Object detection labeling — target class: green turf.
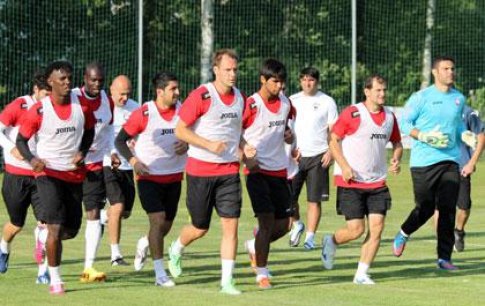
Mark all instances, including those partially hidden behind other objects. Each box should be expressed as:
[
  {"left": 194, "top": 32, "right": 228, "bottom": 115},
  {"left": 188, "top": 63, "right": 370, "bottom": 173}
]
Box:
[{"left": 1, "top": 153, "right": 485, "bottom": 305}]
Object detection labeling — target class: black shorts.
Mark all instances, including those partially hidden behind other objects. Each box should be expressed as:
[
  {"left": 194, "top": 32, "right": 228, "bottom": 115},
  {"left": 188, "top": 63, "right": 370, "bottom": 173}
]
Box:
[
  {"left": 83, "top": 169, "right": 106, "bottom": 211},
  {"left": 456, "top": 175, "right": 471, "bottom": 210},
  {"left": 103, "top": 167, "right": 136, "bottom": 212},
  {"left": 36, "top": 176, "right": 83, "bottom": 231},
  {"left": 291, "top": 152, "right": 330, "bottom": 204},
  {"left": 336, "top": 186, "right": 391, "bottom": 220},
  {"left": 2, "top": 172, "right": 42, "bottom": 227},
  {"left": 186, "top": 173, "right": 241, "bottom": 230},
  {"left": 137, "top": 180, "right": 181, "bottom": 220},
  {"left": 246, "top": 173, "right": 292, "bottom": 219}
]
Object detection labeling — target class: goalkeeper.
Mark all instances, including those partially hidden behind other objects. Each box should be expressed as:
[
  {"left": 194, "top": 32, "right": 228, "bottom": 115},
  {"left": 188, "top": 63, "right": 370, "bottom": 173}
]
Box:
[{"left": 392, "top": 56, "right": 475, "bottom": 270}]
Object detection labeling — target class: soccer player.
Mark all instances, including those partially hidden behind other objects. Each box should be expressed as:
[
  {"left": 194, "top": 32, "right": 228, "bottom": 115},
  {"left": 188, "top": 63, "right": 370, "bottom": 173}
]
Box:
[
  {"left": 288, "top": 67, "right": 338, "bottom": 249},
  {"left": 433, "top": 105, "right": 485, "bottom": 251},
  {"left": 101, "top": 75, "right": 140, "bottom": 266},
  {"left": 393, "top": 56, "right": 472, "bottom": 270},
  {"left": 72, "top": 62, "right": 114, "bottom": 282},
  {"left": 321, "top": 74, "right": 402, "bottom": 284},
  {"left": 116, "top": 72, "right": 187, "bottom": 287},
  {"left": 0, "top": 70, "right": 51, "bottom": 283},
  {"left": 167, "top": 49, "right": 255, "bottom": 295},
  {"left": 16, "top": 60, "right": 96, "bottom": 294},
  {"left": 241, "top": 59, "right": 295, "bottom": 289}
]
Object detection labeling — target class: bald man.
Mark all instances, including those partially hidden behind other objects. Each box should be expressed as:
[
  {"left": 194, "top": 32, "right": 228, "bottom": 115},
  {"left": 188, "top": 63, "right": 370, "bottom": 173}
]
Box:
[{"left": 101, "top": 75, "right": 140, "bottom": 266}]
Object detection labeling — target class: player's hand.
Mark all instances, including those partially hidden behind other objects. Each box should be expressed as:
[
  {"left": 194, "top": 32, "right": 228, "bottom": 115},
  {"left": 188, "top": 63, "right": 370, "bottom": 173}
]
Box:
[
  {"left": 292, "top": 148, "right": 301, "bottom": 164},
  {"left": 321, "top": 151, "right": 333, "bottom": 168},
  {"left": 11, "top": 147, "right": 24, "bottom": 161},
  {"left": 461, "top": 130, "right": 478, "bottom": 149},
  {"left": 208, "top": 141, "right": 227, "bottom": 155},
  {"left": 389, "top": 157, "right": 401, "bottom": 174},
  {"left": 341, "top": 166, "right": 355, "bottom": 183},
  {"left": 244, "top": 157, "right": 260, "bottom": 173},
  {"left": 127, "top": 139, "right": 136, "bottom": 151},
  {"left": 111, "top": 153, "right": 121, "bottom": 169},
  {"left": 284, "top": 129, "right": 294, "bottom": 144},
  {"left": 130, "top": 157, "right": 149, "bottom": 176},
  {"left": 461, "top": 162, "right": 475, "bottom": 177},
  {"left": 174, "top": 141, "right": 188, "bottom": 155},
  {"left": 243, "top": 143, "right": 257, "bottom": 159},
  {"left": 417, "top": 126, "right": 449, "bottom": 148},
  {"left": 72, "top": 152, "right": 85, "bottom": 169},
  {"left": 30, "top": 157, "right": 46, "bottom": 173}
]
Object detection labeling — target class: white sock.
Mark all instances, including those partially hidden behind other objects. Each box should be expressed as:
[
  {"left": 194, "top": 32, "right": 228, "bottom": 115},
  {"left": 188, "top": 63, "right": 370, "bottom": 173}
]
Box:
[
  {"left": 400, "top": 229, "right": 409, "bottom": 237},
  {"left": 49, "top": 266, "right": 62, "bottom": 284},
  {"left": 38, "top": 226, "right": 48, "bottom": 244},
  {"left": 305, "top": 232, "right": 315, "bottom": 243},
  {"left": 221, "top": 259, "right": 235, "bottom": 286},
  {"left": 246, "top": 239, "right": 255, "bottom": 254},
  {"left": 38, "top": 260, "right": 48, "bottom": 276},
  {"left": 171, "top": 238, "right": 185, "bottom": 255},
  {"left": 0, "top": 238, "right": 9, "bottom": 254},
  {"left": 356, "top": 262, "right": 370, "bottom": 277},
  {"left": 138, "top": 236, "right": 149, "bottom": 249},
  {"left": 111, "top": 244, "right": 122, "bottom": 260},
  {"left": 256, "top": 266, "right": 269, "bottom": 281},
  {"left": 84, "top": 220, "right": 102, "bottom": 269},
  {"left": 100, "top": 209, "right": 108, "bottom": 225},
  {"left": 153, "top": 259, "right": 167, "bottom": 279}
]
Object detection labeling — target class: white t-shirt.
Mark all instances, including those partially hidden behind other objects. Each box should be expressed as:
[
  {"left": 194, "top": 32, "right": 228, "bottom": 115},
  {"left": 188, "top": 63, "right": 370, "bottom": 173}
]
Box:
[{"left": 290, "top": 91, "right": 338, "bottom": 157}]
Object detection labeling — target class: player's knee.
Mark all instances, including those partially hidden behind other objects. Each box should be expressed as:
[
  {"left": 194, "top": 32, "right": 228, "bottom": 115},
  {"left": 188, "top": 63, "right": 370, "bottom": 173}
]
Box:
[{"left": 349, "top": 225, "right": 365, "bottom": 239}]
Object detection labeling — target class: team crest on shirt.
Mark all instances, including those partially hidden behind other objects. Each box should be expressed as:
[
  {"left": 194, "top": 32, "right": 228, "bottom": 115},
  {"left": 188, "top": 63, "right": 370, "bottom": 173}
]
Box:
[
  {"left": 143, "top": 109, "right": 149, "bottom": 116},
  {"left": 249, "top": 101, "right": 257, "bottom": 109},
  {"left": 313, "top": 103, "right": 319, "bottom": 110},
  {"left": 351, "top": 110, "right": 360, "bottom": 118},
  {"left": 455, "top": 98, "right": 460, "bottom": 106},
  {"left": 37, "top": 107, "right": 43, "bottom": 114}
]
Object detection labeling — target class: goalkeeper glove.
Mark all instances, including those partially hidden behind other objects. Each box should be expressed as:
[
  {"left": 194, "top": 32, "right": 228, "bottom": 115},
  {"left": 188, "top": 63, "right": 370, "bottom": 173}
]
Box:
[
  {"left": 461, "top": 130, "right": 478, "bottom": 149},
  {"left": 417, "top": 130, "right": 449, "bottom": 148}
]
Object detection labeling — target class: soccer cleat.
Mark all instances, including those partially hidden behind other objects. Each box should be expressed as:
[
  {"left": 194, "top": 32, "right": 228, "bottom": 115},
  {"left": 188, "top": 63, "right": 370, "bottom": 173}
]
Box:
[
  {"left": 258, "top": 277, "right": 272, "bottom": 290},
  {"left": 80, "top": 267, "right": 107, "bottom": 283},
  {"left": 244, "top": 240, "right": 257, "bottom": 274},
  {"left": 321, "top": 235, "right": 336, "bottom": 270},
  {"left": 220, "top": 279, "right": 242, "bottom": 295},
  {"left": 454, "top": 229, "right": 465, "bottom": 252},
  {"left": 134, "top": 238, "right": 149, "bottom": 271},
  {"left": 155, "top": 275, "right": 175, "bottom": 287},
  {"left": 438, "top": 259, "right": 458, "bottom": 271},
  {"left": 0, "top": 252, "right": 9, "bottom": 274},
  {"left": 36, "top": 271, "right": 51, "bottom": 284},
  {"left": 353, "top": 274, "right": 375, "bottom": 285},
  {"left": 303, "top": 239, "right": 316, "bottom": 250},
  {"left": 111, "top": 257, "right": 129, "bottom": 267},
  {"left": 289, "top": 221, "right": 305, "bottom": 247},
  {"left": 49, "top": 283, "right": 65, "bottom": 295},
  {"left": 393, "top": 231, "right": 408, "bottom": 257},
  {"left": 34, "top": 228, "right": 46, "bottom": 265},
  {"left": 168, "top": 242, "right": 182, "bottom": 278}
]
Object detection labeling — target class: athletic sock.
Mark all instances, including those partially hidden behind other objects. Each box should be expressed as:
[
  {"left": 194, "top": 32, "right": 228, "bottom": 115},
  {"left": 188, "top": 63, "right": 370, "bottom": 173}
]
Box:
[
  {"left": 84, "top": 220, "right": 102, "bottom": 269},
  {"left": 246, "top": 239, "right": 255, "bottom": 254},
  {"left": 0, "top": 238, "right": 9, "bottom": 254},
  {"left": 400, "top": 229, "right": 409, "bottom": 237},
  {"left": 221, "top": 259, "right": 235, "bottom": 286},
  {"left": 355, "top": 261, "right": 370, "bottom": 278},
  {"left": 153, "top": 259, "right": 167, "bottom": 279},
  {"left": 111, "top": 244, "right": 122, "bottom": 260},
  {"left": 256, "top": 266, "right": 269, "bottom": 281},
  {"left": 171, "top": 238, "right": 185, "bottom": 255},
  {"left": 38, "top": 260, "right": 48, "bottom": 276},
  {"left": 305, "top": 232, "right": 315, "bottom": 243},
  {"left": 49, "top": 266, "right": 62, "bottom": 284}
]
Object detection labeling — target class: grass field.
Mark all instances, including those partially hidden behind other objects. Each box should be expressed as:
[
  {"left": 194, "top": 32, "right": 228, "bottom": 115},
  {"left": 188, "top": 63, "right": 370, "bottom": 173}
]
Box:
[{"left": 1, "top": 152, "right": 485, "bottom": 305}]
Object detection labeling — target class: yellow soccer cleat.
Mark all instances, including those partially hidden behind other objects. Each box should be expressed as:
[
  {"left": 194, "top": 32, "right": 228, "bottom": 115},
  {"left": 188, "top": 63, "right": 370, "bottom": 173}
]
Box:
[{"left": 80, "top": 267, "right": 107, "bottom": 283}]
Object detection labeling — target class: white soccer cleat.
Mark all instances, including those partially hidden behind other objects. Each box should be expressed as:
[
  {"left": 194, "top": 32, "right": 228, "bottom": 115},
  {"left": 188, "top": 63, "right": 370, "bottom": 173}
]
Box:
[
  {"left": 289, "top": 221, "right": 305, "bottom": 247},
  {"left": 353, "top": 274, "right": 375, "bottom": 285},
  {"left": 134, "top": 236, "right": 149, "bottom": 271},
  {"left": 321, "top": 235, "right": 336, "bottom": 270},
  {"left": 155, "top": 275, "right": 175, "bottom": 287}
]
